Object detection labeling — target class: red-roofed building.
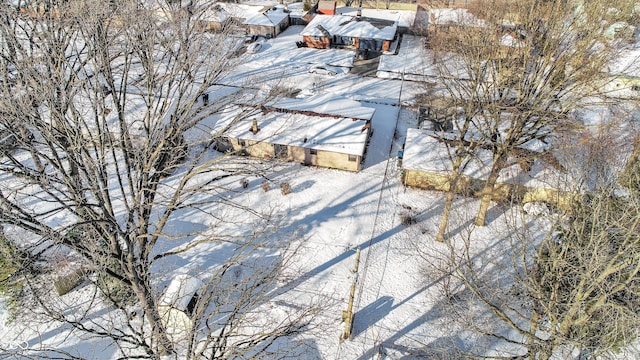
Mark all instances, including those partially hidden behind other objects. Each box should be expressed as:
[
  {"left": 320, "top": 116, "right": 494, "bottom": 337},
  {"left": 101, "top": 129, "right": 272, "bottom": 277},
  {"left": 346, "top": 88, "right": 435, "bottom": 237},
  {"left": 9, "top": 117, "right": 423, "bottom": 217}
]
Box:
[{"left": 300, "top": 14, "right": 398, "bottom": 52}]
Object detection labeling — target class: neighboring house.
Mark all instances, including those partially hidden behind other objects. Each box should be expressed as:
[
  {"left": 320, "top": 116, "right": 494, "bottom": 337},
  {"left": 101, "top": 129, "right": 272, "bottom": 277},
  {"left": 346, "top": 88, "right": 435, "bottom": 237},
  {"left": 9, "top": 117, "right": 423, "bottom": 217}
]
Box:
[
  {"left": 414, "top": 7, "right": 485, "bottom": 46},
  {"left": 213, "top": 94, "right": 375, "bottom": 172},
  {"left": 197, "top": 4, "right": 235, "bottom": 32},
  {"left": 416, "top": 0, "right": 478, "bottom": 7},
  {"left": 300, "top": 14, "right": 398, "bottom": 52},
  {"left": 243, "top": 6, "right": 290, "bottom": 38},
  {"left": 317, "top": 0, "right": 337, "bottom": 15},
  {"left": 401, "top": 128, "right": 575, "bottom": 208}
]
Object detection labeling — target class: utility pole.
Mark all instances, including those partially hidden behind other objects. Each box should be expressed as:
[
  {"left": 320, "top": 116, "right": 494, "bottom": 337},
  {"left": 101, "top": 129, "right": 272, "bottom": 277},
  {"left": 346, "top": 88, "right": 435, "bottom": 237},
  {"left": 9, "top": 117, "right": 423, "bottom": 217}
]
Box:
[{"left": 342, "top": 248, "right": 361, "bottom": 340}]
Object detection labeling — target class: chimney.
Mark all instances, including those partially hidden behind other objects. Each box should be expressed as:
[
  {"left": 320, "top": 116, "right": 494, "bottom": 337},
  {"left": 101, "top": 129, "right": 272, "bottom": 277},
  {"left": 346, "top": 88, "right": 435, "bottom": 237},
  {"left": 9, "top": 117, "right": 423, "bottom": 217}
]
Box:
[
  {"left": 251, "top": 120, "right": 260, "bottom": 134},
  {"left": 356, "top": 8, "right": 361, "bottom": 17}
]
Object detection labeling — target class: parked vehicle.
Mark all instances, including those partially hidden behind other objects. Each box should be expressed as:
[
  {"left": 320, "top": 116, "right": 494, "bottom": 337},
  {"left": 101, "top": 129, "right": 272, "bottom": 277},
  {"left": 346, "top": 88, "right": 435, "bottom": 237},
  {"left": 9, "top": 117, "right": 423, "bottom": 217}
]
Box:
[
  {"left": 308, "top": 63, "right": 340, "bottom": 76},
  {"left": 244, "top": 34, "right": 258, "bottom": 44},
  {"left": 246, "top": 42, "right": 263, "bottom": 54}
]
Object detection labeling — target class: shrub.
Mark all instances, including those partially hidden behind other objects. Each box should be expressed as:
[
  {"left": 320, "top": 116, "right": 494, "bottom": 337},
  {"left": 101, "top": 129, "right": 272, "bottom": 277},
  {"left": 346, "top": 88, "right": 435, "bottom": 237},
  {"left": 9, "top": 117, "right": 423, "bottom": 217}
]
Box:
[
  {"left": 0, "top": 236, "right": 28, "bottom": 322},
  {"left": 280, "top": 182, "right": 291, "bottom": 195},
  {"left": 95, "top": 258, "right": 135, "bottom": 309},
  {"left": 54, "top": 267, "right": 87, "bottom": 296},
  {"left": 64, "top": 225, "right": 134, "bottom": 308},
  {"left": 400, "top": 212, "right": 416, "bottom": 226},
  {"left": 261, "top": 180, "right": 270, "bottom": 192}
]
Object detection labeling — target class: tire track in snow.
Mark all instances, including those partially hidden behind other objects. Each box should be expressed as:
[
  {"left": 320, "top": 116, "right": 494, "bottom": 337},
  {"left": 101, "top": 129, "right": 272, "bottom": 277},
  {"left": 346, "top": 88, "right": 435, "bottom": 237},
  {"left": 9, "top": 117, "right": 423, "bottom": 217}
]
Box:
[
  {"left": 335, "top": 72, "right": 407, "bottom": 359},
  {"left": 348, "top": 103, "right": 404, "bottom": 358}
]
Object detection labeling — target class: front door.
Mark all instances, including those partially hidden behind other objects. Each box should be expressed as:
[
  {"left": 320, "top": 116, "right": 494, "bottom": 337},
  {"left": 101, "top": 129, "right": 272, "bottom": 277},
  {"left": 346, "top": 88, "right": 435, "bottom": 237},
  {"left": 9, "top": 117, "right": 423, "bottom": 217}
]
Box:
[{"left": 304, "top": 148, "right": 312, "bottom": 165}]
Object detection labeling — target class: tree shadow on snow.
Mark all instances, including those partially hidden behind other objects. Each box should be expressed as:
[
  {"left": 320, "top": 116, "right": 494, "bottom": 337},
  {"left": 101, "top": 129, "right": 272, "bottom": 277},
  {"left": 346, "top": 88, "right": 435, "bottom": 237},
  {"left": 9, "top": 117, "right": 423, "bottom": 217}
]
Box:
[{"left": 352, "top": 296, "right": 394, "bottom": 338}]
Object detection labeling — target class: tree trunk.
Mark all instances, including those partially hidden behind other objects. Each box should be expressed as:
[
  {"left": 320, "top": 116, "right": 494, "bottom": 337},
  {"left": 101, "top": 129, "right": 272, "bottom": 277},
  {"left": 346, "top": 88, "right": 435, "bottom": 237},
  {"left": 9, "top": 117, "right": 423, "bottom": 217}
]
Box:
[
  {"left": 474, "top": 153, "right": 505, "bottom": 226},
  {"left": 129, "top": 267, "right": 173, "bottom": 355},
  {"left": 436, "top": 190, "right": 455, "bottom": 242},
  {"left": 138, "top": 287, "right": 173, "bottom": 354}
]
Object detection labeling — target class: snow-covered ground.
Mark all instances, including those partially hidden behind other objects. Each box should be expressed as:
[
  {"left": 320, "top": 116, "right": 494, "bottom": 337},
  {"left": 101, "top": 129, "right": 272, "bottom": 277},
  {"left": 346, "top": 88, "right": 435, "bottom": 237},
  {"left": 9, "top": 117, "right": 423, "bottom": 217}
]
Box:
[{"left": 0, "top": 21, "right": 560, "bottom": 359}]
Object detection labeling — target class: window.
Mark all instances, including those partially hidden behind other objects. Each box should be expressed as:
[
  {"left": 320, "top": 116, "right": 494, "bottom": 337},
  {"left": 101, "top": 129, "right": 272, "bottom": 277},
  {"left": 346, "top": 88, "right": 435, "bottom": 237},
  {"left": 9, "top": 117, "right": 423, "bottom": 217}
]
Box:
[
  {"left": 632, "top": 85, "right": 640, "bottom": 92},
  {"left": 310, "top": 149, "right": 317, "bottom": 155},
  {"left": 348, "top": 154, "right": 357, "bottom": 162},
  {"left": 238, "top": 139, "right": 246, "bottom": 147},
  {"left": 274, "top": 144, "right": 288, "bottom": 159}
]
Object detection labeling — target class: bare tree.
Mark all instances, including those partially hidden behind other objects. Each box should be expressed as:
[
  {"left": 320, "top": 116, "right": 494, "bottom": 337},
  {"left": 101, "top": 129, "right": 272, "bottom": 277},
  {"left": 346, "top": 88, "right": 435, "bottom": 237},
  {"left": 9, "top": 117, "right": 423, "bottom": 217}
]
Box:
[
  {"left": 414, "top": 93, "right": 483, "bottom": 242},
  {"left": 0, "top": 0, "right": 322, "bottom": 358},
  {"left": 425, "top": 0, "right": 637, "bottom": 226},
  {"left": 417, "top": 121, "right": 640, "bottom": 359}
]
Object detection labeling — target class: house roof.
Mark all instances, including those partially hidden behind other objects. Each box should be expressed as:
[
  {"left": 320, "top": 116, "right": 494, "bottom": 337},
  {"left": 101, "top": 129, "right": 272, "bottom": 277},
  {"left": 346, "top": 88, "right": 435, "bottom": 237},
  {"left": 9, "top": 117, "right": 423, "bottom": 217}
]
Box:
[
  {"left": 159, "top": 275, "right": 203, "bottom": 312},
  {"left": 199, "top": 4, "right": 229, "bottom": 23},
  {"left": 428, "top": 8, "right": 485, "bottom": 27},
  {"left": 402, "top": 128, "right": 490, "bottom": 178},
  {"left": 300, "top": 14, "right": 397, "bottom": 41},
  {"left": 272, "top": 93, "right": 375, "bottom": 121},
  {"left": 402, "top": 128, "right": 571, "bottom": 190},
  {"left": 243, "top": 7, "right": 289, "bottom": 27},
  {"left": 338, "top": 8, "right": 415, "bottom": 29},
  {"left": 212, "top": 105, "right": 370, "bottom": 156}
]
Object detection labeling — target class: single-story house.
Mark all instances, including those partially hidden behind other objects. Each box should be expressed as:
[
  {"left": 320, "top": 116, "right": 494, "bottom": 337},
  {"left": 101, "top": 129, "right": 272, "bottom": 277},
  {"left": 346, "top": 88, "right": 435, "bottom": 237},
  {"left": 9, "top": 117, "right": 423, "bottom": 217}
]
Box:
[
  {"left": 196, "top": 4, "right": 235, "bottom": 32},
  {"left": 158, "top": 275, "right": 204, "bottom": 340},
  {"left": 243, "top": 6, "right": 290, "bottom": 38},
  {"left": 300, "top": 14, "right": 398, "bottom": 52},
  {"left": 401, "top": 128, "right": 575, "bottom": 208},
  {"left": 339, "top": 8, "right": 416, "bottom": 35},
  {"left": 212, "top": 94, "right": 375, "bottom": 172}
]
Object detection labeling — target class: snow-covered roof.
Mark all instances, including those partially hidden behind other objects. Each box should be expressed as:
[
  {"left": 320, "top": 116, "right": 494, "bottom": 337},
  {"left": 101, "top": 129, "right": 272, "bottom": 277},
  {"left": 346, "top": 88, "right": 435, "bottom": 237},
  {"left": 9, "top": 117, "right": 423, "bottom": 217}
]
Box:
[
  {"left": 403, "top": 128, "right": 570, "bottom": 190},
  {"left": 199, "top": 4, "right": 229, "bottom": 23},
  {"left": 159, "top": 274, "right": 203, "bottom": 312},
  {"left": 338, "top": 8, "right": 415, "bottom": 29},
  {"left": 428, "top": 8, "right": 485, "bottom": 27},
  {"left": 243, "top": 7, "right": 289, "bottom": 26},
  {"left": 300, "top": 14, "right": 398, "bottom": 41},
  {"left": 199, "top": 2, "right": 264, "bottom": 22},
  {"left": 213, "top": 105, "right": 370, "bottom": 156},
  {"left": 272, "top": 93, "right": 375, "bottom": 121},
  {"left": 402, "top": 128, "right": 491, "bottom": 179}
]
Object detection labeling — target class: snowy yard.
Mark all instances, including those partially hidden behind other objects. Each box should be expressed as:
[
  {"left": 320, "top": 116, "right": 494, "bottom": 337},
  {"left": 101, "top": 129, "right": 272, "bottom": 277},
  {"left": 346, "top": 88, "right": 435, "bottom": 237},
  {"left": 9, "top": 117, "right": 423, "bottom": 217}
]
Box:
[{"left": 0, "top": 14, "right": 610, "bottom": 360}]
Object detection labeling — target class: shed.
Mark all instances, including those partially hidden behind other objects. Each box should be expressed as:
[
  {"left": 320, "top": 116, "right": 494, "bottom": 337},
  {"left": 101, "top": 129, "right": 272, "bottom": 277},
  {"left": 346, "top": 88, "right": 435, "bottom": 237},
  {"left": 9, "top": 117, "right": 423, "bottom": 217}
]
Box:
[
  {"left": 158, "top": 275, "right": 204, "bottom": 338},
  {"left": 401, "top": 128, "right": 575, "bottom": 208},
  {"left": 197, "top": 4, "right": 233, "bottom": 32},
  {"left": 243, "top": 7, "right": 290, "bottom": 38}
]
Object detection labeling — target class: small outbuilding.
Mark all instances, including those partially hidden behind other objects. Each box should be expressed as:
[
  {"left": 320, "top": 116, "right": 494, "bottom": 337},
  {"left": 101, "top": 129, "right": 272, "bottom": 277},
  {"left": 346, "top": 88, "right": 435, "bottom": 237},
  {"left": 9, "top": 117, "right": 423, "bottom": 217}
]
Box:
[
  {"left": 243, "top": 6, "right": 290, "bottom": 38},
  {"left": 401, "top": 128, "right": 575, "bottom": 208},
  {"left": 158, "top": 274, "right": 204, "bottom": 339}
]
